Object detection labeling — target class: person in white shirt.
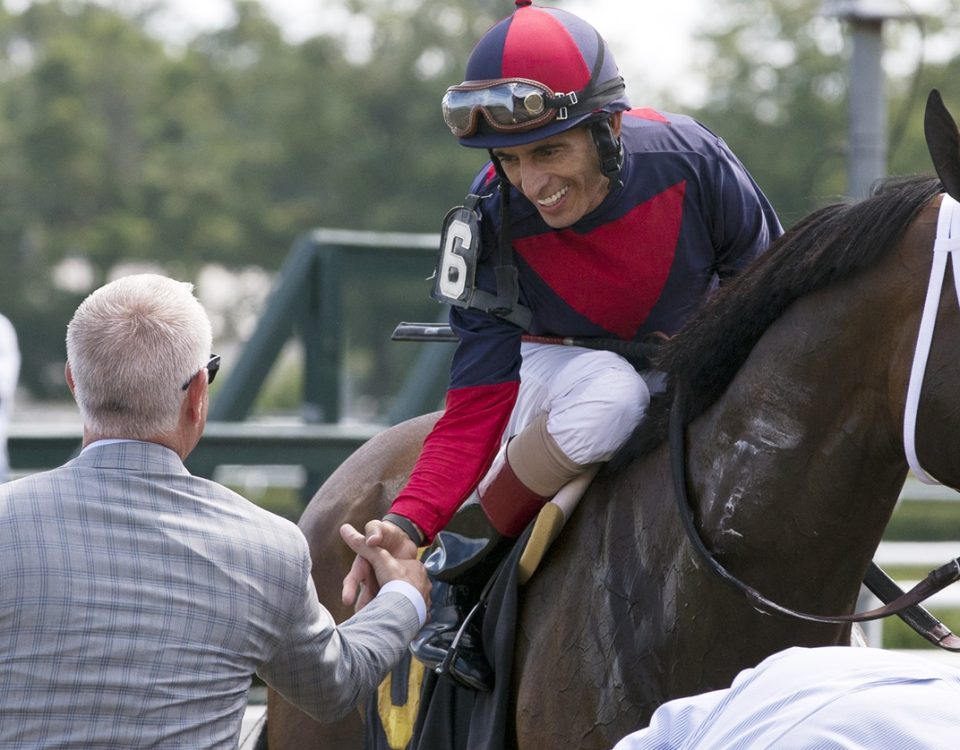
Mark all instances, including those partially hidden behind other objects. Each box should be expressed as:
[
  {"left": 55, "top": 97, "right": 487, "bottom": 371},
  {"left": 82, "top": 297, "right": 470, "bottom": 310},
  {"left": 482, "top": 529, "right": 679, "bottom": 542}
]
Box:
[{"left": 612, "top": 646, "right": 960, "bottom": 750}]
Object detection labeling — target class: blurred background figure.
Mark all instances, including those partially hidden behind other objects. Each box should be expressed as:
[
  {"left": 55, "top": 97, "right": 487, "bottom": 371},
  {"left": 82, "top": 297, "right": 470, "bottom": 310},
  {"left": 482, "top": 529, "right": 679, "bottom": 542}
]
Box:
[{"left": 0, "top": 313, "right": 20, "bottom": 483}]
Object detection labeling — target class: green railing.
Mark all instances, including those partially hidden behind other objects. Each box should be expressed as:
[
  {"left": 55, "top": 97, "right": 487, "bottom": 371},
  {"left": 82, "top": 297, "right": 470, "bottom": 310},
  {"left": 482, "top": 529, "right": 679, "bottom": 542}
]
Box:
[
  {"left": 8, "top": 421, "right": 382, "bottom": 482},
  {"left": 8, "top": 228, "right": 454, "bottom": 498},
  {"left": 211, "top": 227, "right": 451, "bottom": 426}
]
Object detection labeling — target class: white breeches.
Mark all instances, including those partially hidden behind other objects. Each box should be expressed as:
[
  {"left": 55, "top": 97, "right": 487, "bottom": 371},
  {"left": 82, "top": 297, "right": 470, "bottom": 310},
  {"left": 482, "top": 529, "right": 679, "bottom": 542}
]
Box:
[{"left": 503, "top": 342, "right": 655, "bottom": 467}]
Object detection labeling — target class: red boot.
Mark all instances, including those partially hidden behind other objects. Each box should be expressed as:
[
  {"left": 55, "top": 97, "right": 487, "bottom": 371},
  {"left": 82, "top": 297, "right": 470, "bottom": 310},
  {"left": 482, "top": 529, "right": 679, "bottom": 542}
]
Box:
[{"left": 409, "top": 453, "right": 548, "bottom": 690}]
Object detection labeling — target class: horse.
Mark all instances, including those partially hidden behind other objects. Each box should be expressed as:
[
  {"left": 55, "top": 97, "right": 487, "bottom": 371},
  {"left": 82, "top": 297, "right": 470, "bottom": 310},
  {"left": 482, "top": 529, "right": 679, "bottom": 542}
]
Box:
[{"left": 265, "top": 91, "right": 960, "bottom": 749}]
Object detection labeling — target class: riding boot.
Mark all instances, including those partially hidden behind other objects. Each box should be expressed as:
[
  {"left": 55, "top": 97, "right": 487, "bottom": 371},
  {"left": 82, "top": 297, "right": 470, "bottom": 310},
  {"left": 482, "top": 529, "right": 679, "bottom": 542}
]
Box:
[{"left": 409, "top": 450, "right": 549, "bottom": 691}]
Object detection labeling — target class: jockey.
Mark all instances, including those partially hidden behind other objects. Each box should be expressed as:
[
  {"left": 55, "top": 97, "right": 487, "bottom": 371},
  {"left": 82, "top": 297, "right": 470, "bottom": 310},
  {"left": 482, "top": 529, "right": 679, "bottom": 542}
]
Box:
[{"left": 343, "top": 0, "right": 783, "bottom": 690}]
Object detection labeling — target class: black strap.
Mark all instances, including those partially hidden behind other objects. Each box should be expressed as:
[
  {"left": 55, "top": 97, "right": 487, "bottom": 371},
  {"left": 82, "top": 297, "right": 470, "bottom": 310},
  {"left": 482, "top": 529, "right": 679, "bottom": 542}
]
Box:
[
  {"left": 489, "top": 186, "right": 532, "bottom": 330},
  {"left": 451, "top": 188, "right": 532, "bottom": 330},
  {"left": 863, "top": 562, "right": 960, "bottom": 650},
  {"left": 383, "top": 512, "right": 425, "bottom": 546},
  {"left": 391, "top": 322, "right": 661, "bottom": 367}
]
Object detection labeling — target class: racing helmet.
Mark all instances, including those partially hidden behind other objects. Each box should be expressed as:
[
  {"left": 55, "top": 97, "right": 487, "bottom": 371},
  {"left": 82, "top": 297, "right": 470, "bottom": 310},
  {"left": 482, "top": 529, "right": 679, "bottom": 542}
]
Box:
[{"left": 441, "top": 0, "right": 630, "bottom": 150}]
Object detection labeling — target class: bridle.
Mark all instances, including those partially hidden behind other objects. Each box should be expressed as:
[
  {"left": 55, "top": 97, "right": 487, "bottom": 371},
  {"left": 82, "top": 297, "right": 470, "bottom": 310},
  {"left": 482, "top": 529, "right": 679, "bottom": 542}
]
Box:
[
  {"left": 904, "top": 193, "right": 960, "bottom": 483},
  {"left": 670, "top": 193, "right": 960, "bottom": 651}
]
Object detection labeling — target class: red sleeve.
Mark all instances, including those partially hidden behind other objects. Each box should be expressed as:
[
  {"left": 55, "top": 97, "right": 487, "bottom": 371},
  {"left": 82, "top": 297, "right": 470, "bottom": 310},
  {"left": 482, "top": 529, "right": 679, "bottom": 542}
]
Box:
[{"left": 388, "top": 380, "right": 519, "bottom": 541}]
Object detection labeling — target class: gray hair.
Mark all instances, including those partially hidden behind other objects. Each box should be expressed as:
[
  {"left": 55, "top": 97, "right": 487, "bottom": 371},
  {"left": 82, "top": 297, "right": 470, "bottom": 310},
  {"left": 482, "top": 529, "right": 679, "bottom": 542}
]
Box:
[{"left": 66, "top": 274, "right": 213, "bottom": 439}]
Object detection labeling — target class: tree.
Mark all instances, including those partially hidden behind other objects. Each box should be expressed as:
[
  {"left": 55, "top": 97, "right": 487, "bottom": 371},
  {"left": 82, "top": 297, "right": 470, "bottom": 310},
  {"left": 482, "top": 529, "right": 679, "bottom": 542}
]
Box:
[
  {"left": 0, "top": 0, "right": 497, "bottom": 397},
  {"left": 0, "top": 2, "right": 178, "bottom": 394},
  {"left": 2, "top": 0, "right": 957, "bottom": 403},
  {"left": 684, "top": 0, "right": 960, "bottom": 225}
]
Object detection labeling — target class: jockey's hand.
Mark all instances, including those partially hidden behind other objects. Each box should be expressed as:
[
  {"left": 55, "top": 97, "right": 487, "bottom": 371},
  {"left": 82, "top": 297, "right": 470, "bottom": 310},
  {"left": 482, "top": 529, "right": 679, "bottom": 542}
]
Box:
[
  {"left": 363, "top": 518, "right": 420, "bottom": 558},
  {"left": 342, "top": 518, "right": 422, "bottom": 609},
  {"left": 340, "top": 523, "right": 430, "bottom": 612}
]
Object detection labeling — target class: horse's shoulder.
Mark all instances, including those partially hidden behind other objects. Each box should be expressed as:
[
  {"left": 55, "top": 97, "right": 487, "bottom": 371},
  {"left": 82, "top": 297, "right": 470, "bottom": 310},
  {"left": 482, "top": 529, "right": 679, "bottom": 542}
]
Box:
[
  {"left": 346, "top": 411, "right": 440, "bottom": 468},
  {"left": 299, "top": 411, "right": 442, "bottom": 547}
]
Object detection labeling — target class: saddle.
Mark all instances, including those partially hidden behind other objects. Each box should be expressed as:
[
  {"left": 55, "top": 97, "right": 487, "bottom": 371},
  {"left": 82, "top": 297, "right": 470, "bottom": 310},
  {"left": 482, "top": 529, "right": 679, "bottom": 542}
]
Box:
[
  {"left": 366, "top": 463, "right": 602, "bottom": 750},
  {"left": 366, "top": 525, "right": 534, "bottom": 750}
]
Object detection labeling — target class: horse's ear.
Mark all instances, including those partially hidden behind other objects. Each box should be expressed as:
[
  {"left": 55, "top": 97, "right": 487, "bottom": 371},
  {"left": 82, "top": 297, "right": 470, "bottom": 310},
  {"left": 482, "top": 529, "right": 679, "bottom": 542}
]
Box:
[{"left": 925, "top": 89, "right": 960, "bottom": 201}]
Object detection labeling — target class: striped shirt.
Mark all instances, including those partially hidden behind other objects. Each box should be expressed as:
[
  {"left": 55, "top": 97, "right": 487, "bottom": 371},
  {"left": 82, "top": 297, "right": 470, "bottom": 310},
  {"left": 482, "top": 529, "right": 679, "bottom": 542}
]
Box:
[{"left": 612, "top": 646, "right": 960, "bottom": 749}]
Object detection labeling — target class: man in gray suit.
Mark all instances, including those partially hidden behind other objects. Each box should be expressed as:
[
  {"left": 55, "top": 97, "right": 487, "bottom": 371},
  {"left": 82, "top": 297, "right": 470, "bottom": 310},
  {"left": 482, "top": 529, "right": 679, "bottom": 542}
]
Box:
[{"left": 0, "top": 273, "right": 430, "bottom": 747}]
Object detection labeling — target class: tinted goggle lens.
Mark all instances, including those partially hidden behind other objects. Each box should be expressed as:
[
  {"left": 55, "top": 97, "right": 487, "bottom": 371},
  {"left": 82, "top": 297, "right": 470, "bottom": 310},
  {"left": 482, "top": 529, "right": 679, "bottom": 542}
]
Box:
[{"left": 442, "top": 80, "right": 556, "bottom": 137}]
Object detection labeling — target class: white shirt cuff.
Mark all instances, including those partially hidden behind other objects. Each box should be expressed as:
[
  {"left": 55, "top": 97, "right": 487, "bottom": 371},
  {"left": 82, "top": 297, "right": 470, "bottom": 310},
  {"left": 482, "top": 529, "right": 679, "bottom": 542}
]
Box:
[{"left": 379, "top": 580, "right": 427, "bottom": 628}]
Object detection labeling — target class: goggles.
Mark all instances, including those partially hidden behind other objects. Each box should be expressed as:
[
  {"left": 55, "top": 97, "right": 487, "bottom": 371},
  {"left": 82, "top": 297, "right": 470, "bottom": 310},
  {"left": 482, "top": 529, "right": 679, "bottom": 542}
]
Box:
[{"left": 442, "top": 78, "right": 580, "bottom": 138}]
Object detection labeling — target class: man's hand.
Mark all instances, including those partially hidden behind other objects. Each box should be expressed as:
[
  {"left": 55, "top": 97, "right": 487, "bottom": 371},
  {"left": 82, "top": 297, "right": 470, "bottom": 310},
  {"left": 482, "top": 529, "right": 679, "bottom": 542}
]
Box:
[
  {"left": 363, "top": 518, "right": 420, "bottom": 557},
  {"left": 340, "top": 520, "right": 427, "bottom": 611}
]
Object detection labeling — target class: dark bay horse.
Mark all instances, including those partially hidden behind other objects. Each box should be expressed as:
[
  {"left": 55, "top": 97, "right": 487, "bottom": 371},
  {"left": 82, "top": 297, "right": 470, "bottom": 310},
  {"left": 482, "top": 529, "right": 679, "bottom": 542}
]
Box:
[{"left": 267, "top": 93, "right": 960, "bottom": 748}]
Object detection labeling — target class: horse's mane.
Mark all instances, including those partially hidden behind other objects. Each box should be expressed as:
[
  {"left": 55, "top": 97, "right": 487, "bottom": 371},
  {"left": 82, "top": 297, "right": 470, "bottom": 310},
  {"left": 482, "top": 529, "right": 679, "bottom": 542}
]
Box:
[{"left": 611, "top": 174, "right": 944, "bottom": 469}]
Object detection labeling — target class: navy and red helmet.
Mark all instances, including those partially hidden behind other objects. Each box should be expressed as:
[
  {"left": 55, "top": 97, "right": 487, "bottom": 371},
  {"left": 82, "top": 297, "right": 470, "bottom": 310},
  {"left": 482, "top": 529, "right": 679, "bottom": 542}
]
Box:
[{"left": 441, "top": 1, "right": 630, "bottom": 149}]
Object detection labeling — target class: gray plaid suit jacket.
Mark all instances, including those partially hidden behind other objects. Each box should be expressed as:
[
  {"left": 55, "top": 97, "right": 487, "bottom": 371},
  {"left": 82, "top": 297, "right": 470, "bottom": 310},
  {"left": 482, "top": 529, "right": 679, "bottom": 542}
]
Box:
[{"left": 0, "top": 441, "right": 420, "bottom": 748}]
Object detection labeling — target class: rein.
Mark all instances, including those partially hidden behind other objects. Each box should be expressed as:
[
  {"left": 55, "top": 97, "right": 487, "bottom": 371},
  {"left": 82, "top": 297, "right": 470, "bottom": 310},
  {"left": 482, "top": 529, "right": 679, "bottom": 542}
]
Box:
[
  {"left": 668, "top": 193, "right": 960, "bottom": 650},
  {"left": 669, "top": 382, "right": 960, "bottom": 647}
]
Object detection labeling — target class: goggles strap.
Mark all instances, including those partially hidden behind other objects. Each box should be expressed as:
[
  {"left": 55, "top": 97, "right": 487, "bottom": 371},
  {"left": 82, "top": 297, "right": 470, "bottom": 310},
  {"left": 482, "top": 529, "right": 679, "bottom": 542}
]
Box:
[
  {"left": 561, "top": 30, "right": 626, "bottom": 118},
  {"left": 543, "top": 90, "right": 578, "bottom": 121}
]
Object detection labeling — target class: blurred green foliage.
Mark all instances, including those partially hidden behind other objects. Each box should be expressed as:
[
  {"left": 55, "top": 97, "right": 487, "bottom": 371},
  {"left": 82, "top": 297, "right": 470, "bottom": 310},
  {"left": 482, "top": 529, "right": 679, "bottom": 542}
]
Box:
[
  {"left": 226, "top": 482, "right": 302, "bottom": 523},
  {"left": 686, "top": 0, "right": 960, "bottom": 226},
  {"left": 884, "top": 500, "right": 960, "bottom": 543},
  {"left": 1, "top": 0, "right": 959, "bottom": 411},
  {"left": 0, "top": 0, "right": 494, "bottom": 398}
]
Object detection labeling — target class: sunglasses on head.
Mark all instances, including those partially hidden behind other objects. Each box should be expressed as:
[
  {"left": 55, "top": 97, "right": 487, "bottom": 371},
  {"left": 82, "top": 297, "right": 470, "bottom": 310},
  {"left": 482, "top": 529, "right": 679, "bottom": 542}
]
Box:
[{"left": 181, "top": 354, "right": 220, "bottom": 391}]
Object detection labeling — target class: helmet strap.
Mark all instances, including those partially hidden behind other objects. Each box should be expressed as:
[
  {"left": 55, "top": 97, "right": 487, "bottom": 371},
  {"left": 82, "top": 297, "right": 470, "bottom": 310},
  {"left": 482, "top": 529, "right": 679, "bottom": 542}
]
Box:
[
  {"left": 488, "top": 119, "right": 622, "bottom": 193},
  {"left": 488, "top": 149, "right": 509, "bottom": 184},
  {"left": 589, "top": 117, "right": 623, "bottom": 187}
]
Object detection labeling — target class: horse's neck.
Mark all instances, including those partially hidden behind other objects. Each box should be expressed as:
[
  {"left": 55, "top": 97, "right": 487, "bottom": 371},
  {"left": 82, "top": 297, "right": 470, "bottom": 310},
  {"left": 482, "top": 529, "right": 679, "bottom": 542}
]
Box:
[{"left": 686, "top": 273, "right": 911, "bottom": 575}]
